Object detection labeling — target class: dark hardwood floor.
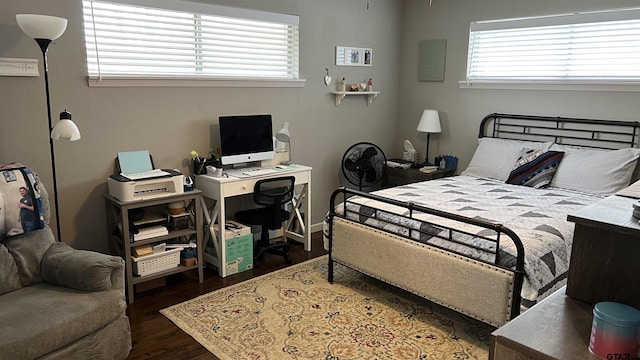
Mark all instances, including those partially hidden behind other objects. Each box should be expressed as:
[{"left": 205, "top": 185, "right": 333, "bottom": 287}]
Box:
[{"left": 126, "top": 232, "right": 327, "bottom": 359}]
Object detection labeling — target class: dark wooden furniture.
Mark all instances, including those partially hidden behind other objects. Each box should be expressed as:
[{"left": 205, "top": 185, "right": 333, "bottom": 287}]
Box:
[
  {"left": 385, "top": 167, "right": 454, "bottom": 187},
  {"left": 490, "top": 286, "right": 599, "bottom": 360},
  {"left": 566, "top": 195, "right": 640, "bottom": 309}
]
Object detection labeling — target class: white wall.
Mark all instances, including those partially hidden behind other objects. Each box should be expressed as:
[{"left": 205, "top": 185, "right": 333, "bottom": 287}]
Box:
[
  {"left": 0, "top": 0, "right": 403, "bottom": 252},
  {"left": 398, "top": 0, "right": 640, "bottom": 170}
]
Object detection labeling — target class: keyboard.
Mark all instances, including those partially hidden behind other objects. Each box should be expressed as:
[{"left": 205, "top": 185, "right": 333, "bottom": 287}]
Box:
[{"left": 242, "top": 168, "right": 277, "bottom": 176}]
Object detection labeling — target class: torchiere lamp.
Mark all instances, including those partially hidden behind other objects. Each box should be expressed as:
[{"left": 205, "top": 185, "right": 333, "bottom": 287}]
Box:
[
  {"left": 416, "top": 109, "right": 441, "bottom": 166},
  {"left": 276, "top": 122, "right": 293, "bottom": 165},
  {"left": 16, "top": 14, "right": 81, "bottom": 241}
]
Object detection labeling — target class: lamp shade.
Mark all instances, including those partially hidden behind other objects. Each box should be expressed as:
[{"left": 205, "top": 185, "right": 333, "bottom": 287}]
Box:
[
  {"left": 16, "top": 14, "right": 67, "bottom": 40},
  {"left": 417, "top": 109, "right": 442, "bottom": 134},
  {"left": 51, "top": 110, "right": 81, "bottom": 141},
  {"left": 276, "top": 122, "right": 291, "bottom": 142}
]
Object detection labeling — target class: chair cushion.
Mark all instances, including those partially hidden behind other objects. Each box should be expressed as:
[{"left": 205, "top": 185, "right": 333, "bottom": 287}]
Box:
[
  {"left": 0, "top": 283, "right": 126, "bottom": 360},
  {"left": 2, "top": 227, "right": 55, "bottom": 287},
  {"left": 41, "top": 242, "right": 123, "bottom": 292},
  {"left": 0, "top": 244, "right": 21, "bottom": 295}
]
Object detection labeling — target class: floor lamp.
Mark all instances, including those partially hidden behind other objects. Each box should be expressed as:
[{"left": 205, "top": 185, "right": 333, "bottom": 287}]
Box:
[
  {"left": 16, "top": 14, "right": 81, "bottom": 242},
  {"left": 416, "top": 109, "right": 441, "bottom": 166},
  {"left": 276, "top": 122, "right": 293, "bottom": 165}
]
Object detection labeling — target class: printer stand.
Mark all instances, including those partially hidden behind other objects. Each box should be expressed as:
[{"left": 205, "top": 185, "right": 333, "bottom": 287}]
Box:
[{"left": 104, "top": 190, "right": 204, "bottom": 304}]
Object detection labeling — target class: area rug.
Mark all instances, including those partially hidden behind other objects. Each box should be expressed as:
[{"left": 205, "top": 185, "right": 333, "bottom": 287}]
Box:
[{"left": 161, "top": 256, "right": 493, "bottom": 359}]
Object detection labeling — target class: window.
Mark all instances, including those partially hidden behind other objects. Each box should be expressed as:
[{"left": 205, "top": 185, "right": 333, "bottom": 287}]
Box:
[
  {"left": 82, "top": 0, "right": 300, "bottom": 85},
  {"left": 464, "top": 8, "right": 640, "bottom": 89}
]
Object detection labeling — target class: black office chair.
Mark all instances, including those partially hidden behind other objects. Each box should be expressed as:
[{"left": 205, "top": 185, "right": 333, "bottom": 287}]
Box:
[{"left": 235, "top": 176, "right": 295, "bottom": 265}]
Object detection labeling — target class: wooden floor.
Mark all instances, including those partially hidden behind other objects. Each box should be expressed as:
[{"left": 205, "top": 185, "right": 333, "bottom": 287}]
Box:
[{"left": 126, "top": 232, "right": 327, "bottom": 359}]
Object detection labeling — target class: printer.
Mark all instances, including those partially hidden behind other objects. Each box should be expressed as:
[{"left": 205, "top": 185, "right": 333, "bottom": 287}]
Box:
[{"left": 107, "top": 151, "right": 185, "bottom": 202}]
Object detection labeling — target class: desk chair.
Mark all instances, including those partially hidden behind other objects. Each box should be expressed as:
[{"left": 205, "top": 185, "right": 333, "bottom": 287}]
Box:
[{"left": 235, "top": 176, "right": 295, "bottom": 265}]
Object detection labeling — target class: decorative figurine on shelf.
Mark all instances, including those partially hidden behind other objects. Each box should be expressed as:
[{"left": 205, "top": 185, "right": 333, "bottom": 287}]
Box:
[
  {"left": 340, "top": 77, "right": 346, "bottom": 92},
  {"left": 350, "top": 83, "right": 359, "bottom": 91},
  {"left": 367, "top": 78, "right": 373, "bottom": 91}
]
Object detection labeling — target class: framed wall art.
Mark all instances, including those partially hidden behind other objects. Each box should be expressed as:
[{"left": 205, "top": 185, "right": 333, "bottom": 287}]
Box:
[
  {"left": 418, "top": 39, "right": 446, "bottom": 81},
  {"left": 336, "top": 46, "right": 372, "bottom": 66}
]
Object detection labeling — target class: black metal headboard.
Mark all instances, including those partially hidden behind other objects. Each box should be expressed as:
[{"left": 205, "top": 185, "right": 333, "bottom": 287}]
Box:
[{"left": 480, "top": 113, "right": 640, "bottom": 150}]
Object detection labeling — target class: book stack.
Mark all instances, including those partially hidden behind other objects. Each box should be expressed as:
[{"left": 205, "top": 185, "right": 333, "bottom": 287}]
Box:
[{"left": 132, "top": 225, "right": 168, "bottom": 242}]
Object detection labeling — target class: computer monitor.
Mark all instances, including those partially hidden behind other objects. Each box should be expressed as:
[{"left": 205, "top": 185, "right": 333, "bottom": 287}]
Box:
[{"left": 219, "top": 114, "right": 274, "bottom": 166}]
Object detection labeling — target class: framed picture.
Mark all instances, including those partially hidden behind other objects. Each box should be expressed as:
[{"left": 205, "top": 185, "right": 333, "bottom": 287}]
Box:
[
  {"left": 418, "top": 39, "right": 446, "bottom": 81},
  {"left": 336, "top": 46, "right": 372, "bottom": 67}
]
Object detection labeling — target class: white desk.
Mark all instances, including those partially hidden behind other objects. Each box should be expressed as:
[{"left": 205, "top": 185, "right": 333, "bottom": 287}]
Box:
[{"left": 195, "top": 164, "right": 312, "bottom": 277}]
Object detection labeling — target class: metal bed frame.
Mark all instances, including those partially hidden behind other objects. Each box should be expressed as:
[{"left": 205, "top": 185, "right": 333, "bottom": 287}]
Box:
[{"left": 326, "top": 113, "right": 640, "bottom": 327}]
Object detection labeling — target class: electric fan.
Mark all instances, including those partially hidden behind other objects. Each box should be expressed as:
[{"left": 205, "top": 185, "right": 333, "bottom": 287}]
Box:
[{"left": 341, "top": 142, "right": 387, "bottom": 191}]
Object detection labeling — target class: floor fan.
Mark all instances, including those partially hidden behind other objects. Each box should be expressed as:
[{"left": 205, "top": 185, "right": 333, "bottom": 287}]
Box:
[{"left": 341, "top": 142, "right": 387, "bottom": 191}]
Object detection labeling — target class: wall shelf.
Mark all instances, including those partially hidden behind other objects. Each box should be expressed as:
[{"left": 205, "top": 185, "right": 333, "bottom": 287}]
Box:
[{"left": 331, "top": 91, "right": 380, "bottom": 106}]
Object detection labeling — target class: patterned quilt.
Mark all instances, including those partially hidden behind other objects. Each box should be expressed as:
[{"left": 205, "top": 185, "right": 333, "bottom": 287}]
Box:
[{"left": 329, "top": 175, "right": 603, "bottom": 309}]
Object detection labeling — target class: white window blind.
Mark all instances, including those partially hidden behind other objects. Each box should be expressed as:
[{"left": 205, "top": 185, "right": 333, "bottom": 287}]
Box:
[
  {"left": 466, "top": 8, "right": 640, "bottom": 83},
  {"left": 82, "top": 0, "right": 299, "bottom": 80}
]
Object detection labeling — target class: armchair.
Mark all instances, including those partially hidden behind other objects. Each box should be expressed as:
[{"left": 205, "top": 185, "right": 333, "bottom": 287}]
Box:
[{"left": 0, "top": 163, "right": 130, "bottom": 359}]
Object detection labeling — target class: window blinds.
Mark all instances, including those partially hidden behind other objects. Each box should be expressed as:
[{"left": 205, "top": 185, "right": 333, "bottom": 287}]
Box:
[
  {"left": 466, "top": 8, "right": 640, "bottom": 82},
  {"left": 82, "top": 0, "right": 299, "bottom": 80}
]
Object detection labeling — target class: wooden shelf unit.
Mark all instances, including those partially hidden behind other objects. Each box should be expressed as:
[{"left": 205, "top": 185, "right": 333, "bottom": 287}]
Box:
[{"left": 104, "top": 190, "right": 204, "bottom": 304}]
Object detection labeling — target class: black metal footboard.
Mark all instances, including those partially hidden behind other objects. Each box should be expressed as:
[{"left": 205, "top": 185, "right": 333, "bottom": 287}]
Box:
[{"left": 327, "top": 186, "right": 526, "bottom": 324}]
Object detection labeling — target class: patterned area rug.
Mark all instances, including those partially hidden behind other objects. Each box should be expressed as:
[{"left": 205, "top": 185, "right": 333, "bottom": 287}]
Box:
[{"left": 161, "top": 256, "right": 493, "bottom": 359}]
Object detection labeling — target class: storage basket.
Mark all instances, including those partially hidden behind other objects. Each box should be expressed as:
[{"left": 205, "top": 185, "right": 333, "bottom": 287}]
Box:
[{"left": 132, "top": 248, "right": 181, "bottom": 276}]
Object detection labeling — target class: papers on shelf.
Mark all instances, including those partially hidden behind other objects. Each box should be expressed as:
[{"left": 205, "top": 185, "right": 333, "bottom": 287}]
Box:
[
  {"left": 120, "top": 168, "right": 171, "bottom": 181},
  {"left": 386, "top": 158, "right": 413, "bottom": 169},
  {"left": 419, "top": 166, "right": 439, "bottom": 173},
  {"left": 132, "top": 225, "right": 168, "bottom": 242}
]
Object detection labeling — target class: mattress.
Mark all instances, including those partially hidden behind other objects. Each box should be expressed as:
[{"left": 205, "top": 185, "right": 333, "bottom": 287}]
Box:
[{"left": 330, "top": 175, "right": 603, "bottom": 309}]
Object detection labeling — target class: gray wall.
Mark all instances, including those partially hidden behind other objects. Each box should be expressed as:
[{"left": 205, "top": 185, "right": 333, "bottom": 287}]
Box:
[
  {"left": 398, "top": 0, "right": 640, "bottom": 171},
  {"left": 3, "top": 0, "right": 640, "bottom": 253},
  {"left": 0, "top": 0, "right": 402, "bottom": 252}
]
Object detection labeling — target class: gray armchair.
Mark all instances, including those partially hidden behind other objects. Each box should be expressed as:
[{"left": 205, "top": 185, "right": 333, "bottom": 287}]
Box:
[{"left": 0, "top": 226, "right": 131, "bottom": 360}]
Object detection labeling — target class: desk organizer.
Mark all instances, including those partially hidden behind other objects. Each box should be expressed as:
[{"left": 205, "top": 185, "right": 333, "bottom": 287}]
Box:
[{"left": 132, "top": 248, "right": 182, "bottom": 276}]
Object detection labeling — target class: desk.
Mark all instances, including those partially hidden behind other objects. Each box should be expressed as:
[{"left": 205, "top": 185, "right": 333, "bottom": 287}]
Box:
[{"left": 195, "top": 164, "right": 312, "bottom": 277}]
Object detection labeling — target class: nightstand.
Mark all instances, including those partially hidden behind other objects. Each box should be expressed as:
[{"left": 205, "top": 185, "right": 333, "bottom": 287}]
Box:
[
  {"left": 385, "top": 167, "right": 454, "bottom": 187},
  {"left": 490, "top": 286, "right": 599, "bottom": 360},
  {"left": 566, "top": 194, "right": 640, "bottom": 309}
]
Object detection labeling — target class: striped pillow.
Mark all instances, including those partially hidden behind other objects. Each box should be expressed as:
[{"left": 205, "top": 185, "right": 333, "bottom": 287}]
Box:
[{"left": 506, "top": 149, "right": 565, "bottom": 188}]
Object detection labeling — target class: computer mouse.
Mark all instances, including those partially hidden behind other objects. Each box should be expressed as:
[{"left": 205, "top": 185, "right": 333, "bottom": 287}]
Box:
[{"left": 275, "top": 165, "right": 287, "bottom": 170}]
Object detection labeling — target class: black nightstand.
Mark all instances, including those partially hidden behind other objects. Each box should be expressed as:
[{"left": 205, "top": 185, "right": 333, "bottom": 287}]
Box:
[{"left": 385, "top": 167, "right": 454, "bottom": 187}]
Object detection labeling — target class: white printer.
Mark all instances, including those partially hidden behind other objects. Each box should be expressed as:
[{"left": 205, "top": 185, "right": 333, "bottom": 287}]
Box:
[
  {"left": 107, "top": 151, "right": 185, "bottom": 202},
  {"left": 107, "top": 172, "right": 184, "bottom": 202}
]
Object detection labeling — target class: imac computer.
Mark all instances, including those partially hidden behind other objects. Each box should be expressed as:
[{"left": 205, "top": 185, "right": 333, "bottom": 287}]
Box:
[{"left": 219, "top": 114, "right": 274, "bottom": 166}]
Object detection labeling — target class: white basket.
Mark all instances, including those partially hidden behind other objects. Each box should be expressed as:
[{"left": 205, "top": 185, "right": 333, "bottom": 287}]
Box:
[{"left": 132, "top": 248, "right": 181, "bottom": 276}]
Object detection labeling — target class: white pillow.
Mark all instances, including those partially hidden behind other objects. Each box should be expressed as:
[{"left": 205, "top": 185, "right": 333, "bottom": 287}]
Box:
[
  {"left": 549, "top": 144, "right": 640, "bottom": 195},
  {"left": 462, "top": 138, "right": 552, "bottom": 181}
]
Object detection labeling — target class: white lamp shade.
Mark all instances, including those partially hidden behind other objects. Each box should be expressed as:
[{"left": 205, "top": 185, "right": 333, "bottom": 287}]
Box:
[
  {"left": 416, "top": 109, "right": 442, "bottom": 134},
  {"left": 16, "top": 14, "right": 67, "bottom": 40},
  {"left": 51, "top": 111, "right": 80, "bottom": 141},
  {"left": 276, "top": 122, "right": 291, "bottom": 142}
]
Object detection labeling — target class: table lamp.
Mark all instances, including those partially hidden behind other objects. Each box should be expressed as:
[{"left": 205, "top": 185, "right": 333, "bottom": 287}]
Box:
[
  {"left": 416, "top": 109, "right": 441, "bottom": 166},
  {"left": 276, "top": 122, "right": 292, "bottom": 165}
]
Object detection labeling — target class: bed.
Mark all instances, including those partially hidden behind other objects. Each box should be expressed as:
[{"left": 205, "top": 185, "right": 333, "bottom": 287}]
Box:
[{"left": 325, "top": 113, "right": 640, "bottom": 327}]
